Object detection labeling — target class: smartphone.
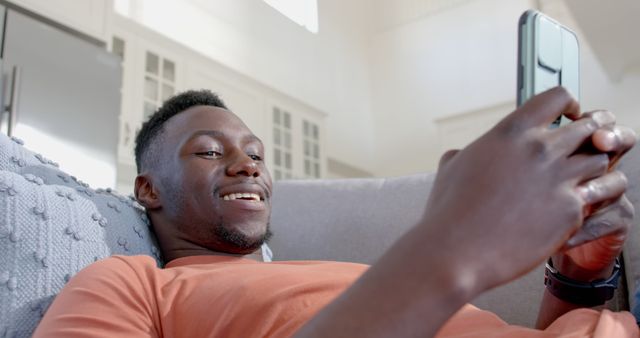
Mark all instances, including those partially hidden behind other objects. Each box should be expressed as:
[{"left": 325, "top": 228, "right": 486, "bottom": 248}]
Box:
[{"left": 517, "top": 10, "right": 580, "bottom": 128}]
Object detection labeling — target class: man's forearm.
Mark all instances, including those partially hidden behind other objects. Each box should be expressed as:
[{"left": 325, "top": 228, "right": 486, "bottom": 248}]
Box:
[{"left": 535, "top": 288, "right": 607, "bottom": 329}]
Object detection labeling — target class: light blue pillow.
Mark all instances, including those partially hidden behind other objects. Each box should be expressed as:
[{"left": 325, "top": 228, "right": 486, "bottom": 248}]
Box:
[{"left": 0, "top": 169, "right": 163, "bottom": 337}]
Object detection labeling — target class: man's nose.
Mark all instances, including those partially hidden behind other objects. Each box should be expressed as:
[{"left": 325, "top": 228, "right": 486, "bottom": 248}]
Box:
[{"left": 226, "top": 152, "right": 260, "bottom": 177}]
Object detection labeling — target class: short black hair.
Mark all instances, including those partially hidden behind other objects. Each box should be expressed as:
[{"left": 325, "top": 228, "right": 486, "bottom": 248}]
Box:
[{"left": 134, "top": 89, "right": 228, "bottom": 173}]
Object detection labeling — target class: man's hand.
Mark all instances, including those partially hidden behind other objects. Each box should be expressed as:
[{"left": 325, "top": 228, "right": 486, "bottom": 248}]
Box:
[
  {"left": 553, "top": 116, "right": 636, "bottom": 282},
  {"left": 296, "top": 87, "right": 632, "bottom": 338},
  {"left": 421, "top": 87, "right": 628, "bottom": 292},
  {"left": 534, "top": 111, "right": 636, "bottom": 329}
]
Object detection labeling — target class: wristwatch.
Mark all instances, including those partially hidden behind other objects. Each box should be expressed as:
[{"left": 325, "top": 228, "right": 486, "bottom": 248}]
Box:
[{"left": 544, "top": 257, "right": 621, "bottom": 307}]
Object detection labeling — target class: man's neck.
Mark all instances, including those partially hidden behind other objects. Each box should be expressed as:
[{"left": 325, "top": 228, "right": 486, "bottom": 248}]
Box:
[{"left": 162, "top": 247, "right": 264, "bottom": 264}]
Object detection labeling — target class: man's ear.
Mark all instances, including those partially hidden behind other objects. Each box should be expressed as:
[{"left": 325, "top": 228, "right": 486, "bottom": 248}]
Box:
[{"left": 135, "top": 175, "right": 161, "bottom": 210}]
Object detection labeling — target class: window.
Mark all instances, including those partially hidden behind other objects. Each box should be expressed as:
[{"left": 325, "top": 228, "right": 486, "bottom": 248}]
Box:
[
  {"left": 263, "top": 0, "right": 318, "bottom": 33},
  {"left": 272, "top": 107, "right": 293, "bottom": 180}
]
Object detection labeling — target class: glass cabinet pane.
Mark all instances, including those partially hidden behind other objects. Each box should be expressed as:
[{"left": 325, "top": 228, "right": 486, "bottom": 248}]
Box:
[
  {"left": 304, "top": 140, "right": 310, "bottom": 156},
  {"left": 283, "top": 112, "right": 291, "bottom": 129},
  {"left": 144, "top": 101, "right": 157, "bottom": 120},
  {"left": 273, "top": 108, "right": 281, "bottom": 125},
  {"left": 112, "top": 36, "right": 125, "bottom": 60},
  {"left": 146, "top": 52, "right": 159, "bottom": 75},
  {"left": 284, "top": 132, "right": 291, "bottom": 148},
  {"left": 273, "top": 128, "right": 281, "bottom": 146},
  {"left": 144, "top": 76, "right": 158, "bottom": 100},
  {"left": 163, "top": 59, "right": 175, "bottom": 81},
  {"left": 274, "top": 148, "right": 281, "bottom": 166},
  {"left": 313, "top": 124, "right": 319, "bottom": 139},
  {"left": 285, "top": 153, "right": 292, "bottom": 169},
  {"left": 161, "top": 84, "right": 174, "bottom": 101}
]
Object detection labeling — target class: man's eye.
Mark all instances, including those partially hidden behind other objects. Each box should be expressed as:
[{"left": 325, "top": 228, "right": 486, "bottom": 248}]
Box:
[
  {"left": 248, "top": 154, "right": 263, "bottom": 161},
  {"left": 196, "top": 151, "right": 222, "bottom": 158}
]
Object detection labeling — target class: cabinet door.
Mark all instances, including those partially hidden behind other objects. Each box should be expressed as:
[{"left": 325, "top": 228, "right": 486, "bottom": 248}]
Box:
[
  {"left": 302, "top": 118, "right": 323, "bottom": 179},
  {"left": 267, "top": 101, "right": 325, "bottom": 180},
  {"left": 3, "top": 9, "right": 121, "bottom": 188},
  {"left": 270, "top": 106, "right": 294, "bottom": 180},
  {"left": 109, "top": 30, "right": 138, "bottom": 167},
  {"left": 140, "top": 48, "right": 179, "bottom": 122},
  {"left": 110, "top": 29, "right": 182, "bottom": 163}
]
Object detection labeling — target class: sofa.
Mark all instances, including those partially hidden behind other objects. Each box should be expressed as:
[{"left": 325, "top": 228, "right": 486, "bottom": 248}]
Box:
[{"left": 1, "top": 130, "right": 639, "bottom": 337}]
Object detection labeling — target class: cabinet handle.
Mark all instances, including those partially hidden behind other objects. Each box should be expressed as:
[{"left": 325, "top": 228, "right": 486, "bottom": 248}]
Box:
[
  {"left": 123, "top": 122, "right": 131, "bottom": 146},
  {"left": 4, "top": 66, "right": 21, "bottom": 137}
]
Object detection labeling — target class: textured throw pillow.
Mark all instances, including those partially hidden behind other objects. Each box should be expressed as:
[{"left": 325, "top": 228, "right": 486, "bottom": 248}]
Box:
[
  {"left": 0, "top": 133, "right": 164, "bottom": 337},
  {"left": 0, "top": 170, "right": 162, "bottom": 337}
]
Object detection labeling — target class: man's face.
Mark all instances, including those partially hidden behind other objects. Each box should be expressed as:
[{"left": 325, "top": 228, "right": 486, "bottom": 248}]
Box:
[{"left": 151, "top": 105, "right": 273, "bottom": 255}]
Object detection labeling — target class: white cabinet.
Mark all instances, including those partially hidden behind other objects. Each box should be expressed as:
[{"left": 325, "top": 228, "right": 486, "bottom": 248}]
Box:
[
  {"left": 109, "top": 16, "right": 186, "bottom": 192},
  {"left": 110, "top": 14, "right": 326, "bottom": 192},
  {"left": 7, "top": 0, "right": 109, "bottom": 42},
  {"left": 266, "top": 100, "right": 325, "bottom": 180},
  {"left": 182, "top": 45, "right": 327, "bottom": 181}
]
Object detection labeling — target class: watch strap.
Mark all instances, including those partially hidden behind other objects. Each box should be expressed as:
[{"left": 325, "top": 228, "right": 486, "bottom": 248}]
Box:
[{"left": 544, "top": 257, "right": 621, "bottom": 307}]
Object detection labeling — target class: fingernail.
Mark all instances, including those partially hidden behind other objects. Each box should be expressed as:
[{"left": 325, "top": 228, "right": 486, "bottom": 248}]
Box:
[
  {"left": 577, "top": 185, "right": 590, "bottom": 202},
  {"left": 592, "top": 111, "right": 615, "bottom": 127},
  {"left": 601, "top": 131, "right": 617, "bottom": 151},
  {"left": 566, "top": 237, "right": 579, "bottom": 248}
]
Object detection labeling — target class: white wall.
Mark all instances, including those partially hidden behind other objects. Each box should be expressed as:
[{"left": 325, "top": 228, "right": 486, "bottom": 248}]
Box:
[
  {"left": 369, "top": 0, "right": 533, "bottom": 176},
  {"left": 368, "top": 0, "right": 640, "bottom": 177},
  {"left": 117, "top": 0, "right": 376, "bottom": 173},
  {"left": 533, "top": 0, "right": 640, "bottom": 141}
]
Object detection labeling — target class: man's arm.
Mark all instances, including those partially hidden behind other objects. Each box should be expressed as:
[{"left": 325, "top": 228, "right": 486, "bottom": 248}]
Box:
[
  {"left": 33, "top": 256, "right": 159, "bottom": 338},
  {"left": 295, "top": 87, "right": 632, "bottom": 337},
  {"left": 536, "top": 116, "right": 636, "bottom": 328}
]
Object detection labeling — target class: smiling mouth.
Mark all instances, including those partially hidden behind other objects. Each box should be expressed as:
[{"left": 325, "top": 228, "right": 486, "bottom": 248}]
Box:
[{"left": 222, "top": 192, "right": 263, "bottom": 202}]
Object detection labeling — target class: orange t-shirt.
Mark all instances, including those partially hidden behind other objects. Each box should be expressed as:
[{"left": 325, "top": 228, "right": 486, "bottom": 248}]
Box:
[{"left": 33, "top": 255, "right": 639, "bottom": 338}]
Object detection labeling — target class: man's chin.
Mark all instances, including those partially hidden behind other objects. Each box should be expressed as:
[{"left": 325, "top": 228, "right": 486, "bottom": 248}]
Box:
[{"left": 213, "top": 223, "right": 272, "bottom": 254}]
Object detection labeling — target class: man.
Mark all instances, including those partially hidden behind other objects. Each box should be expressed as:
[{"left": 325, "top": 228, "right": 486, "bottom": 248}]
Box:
[{"left": 34, "top": 88, "right": 638, "bottom": 337}]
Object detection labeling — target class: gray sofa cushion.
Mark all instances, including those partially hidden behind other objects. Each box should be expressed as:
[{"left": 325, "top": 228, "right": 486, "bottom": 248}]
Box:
[{"left": 270, "top": 174, "right": 435, "bottom": 264}]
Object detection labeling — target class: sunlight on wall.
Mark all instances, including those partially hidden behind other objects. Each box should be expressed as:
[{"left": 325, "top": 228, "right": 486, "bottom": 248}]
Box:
[
  {"left": 263, "top": 0, "right": 318, "bottom": 33},
  {"left": 15, "top": 124, "right": 117, "bottom": 188},
  {"left": 114, "top": 0, "right": 131, "bottom": 17}
]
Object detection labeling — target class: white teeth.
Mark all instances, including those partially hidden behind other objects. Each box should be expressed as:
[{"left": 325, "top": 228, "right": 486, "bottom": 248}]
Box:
[{"left": 222, "top": 192, "right": 261, "bottom": 201}]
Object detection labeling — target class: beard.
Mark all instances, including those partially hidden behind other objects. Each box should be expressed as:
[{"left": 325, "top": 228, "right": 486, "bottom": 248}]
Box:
[
  {"left": 212, "top": 216, "right": 273, "bottom": 254},
  {"left": 162, "top": 177, "right": 273, "bottom": 255}
]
